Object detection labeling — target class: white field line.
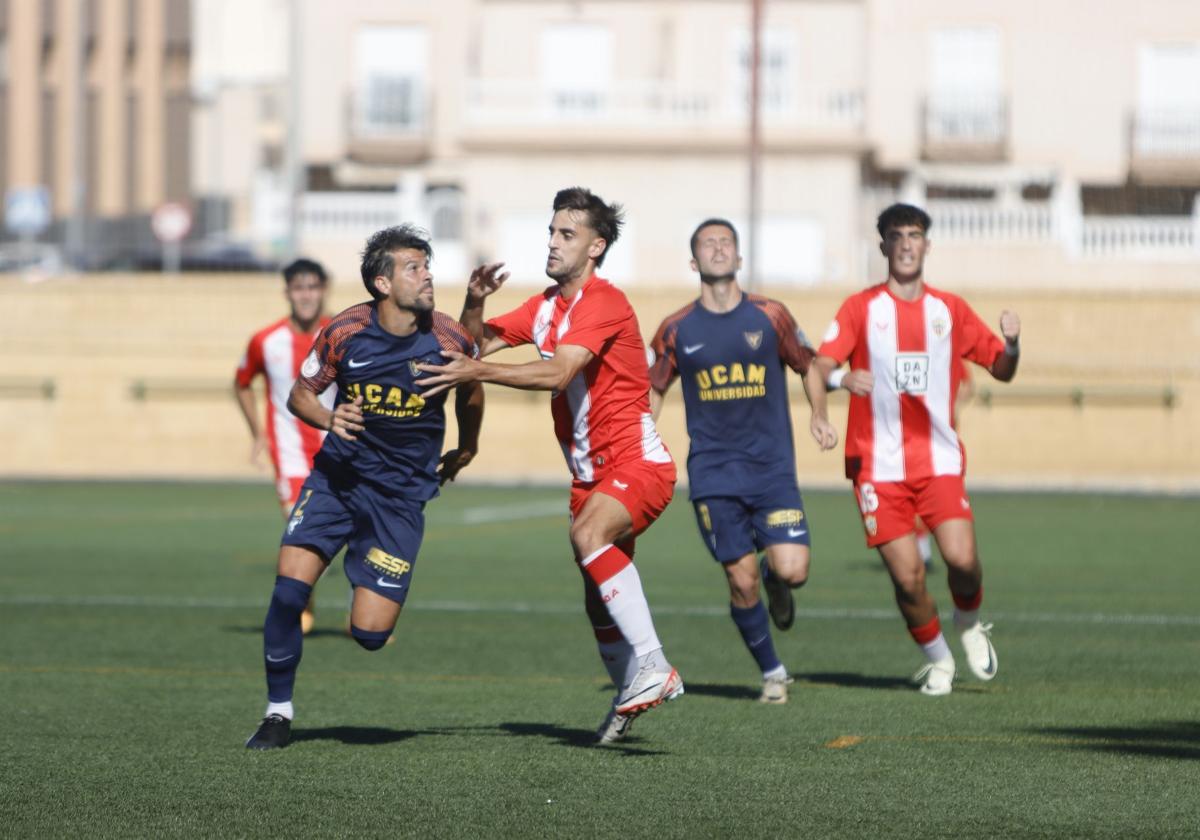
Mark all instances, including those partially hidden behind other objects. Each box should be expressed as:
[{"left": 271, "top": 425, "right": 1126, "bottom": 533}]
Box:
[
  {"left": 1, "top": 594, "right": 1198, "bottom": 627},
  {"left": 455, "top": 499, "right": 565, "bottom": 525}
]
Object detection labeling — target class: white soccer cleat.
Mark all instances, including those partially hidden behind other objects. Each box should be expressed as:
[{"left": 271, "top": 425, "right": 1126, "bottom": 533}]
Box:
[
  {"left": 913, "top": 656, "right": 956, "bottom": 696},
  {"left": 594, "top": 706, "right": 635, "bottom": 744},
  {"left": 960, "top": 621, "right": 998, "bottom": 681},
  {"left": 759, "top": 672, "right": 794, "bottom": 705},
  {"left": 614, "top": 664, "right": 684, "bottom": 718}
]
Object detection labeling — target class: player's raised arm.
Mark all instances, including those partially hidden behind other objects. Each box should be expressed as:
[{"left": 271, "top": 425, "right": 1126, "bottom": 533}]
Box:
[
  {"left": 460, "top": 262, "right": 511, "bottom": 357},
  {"left": 989, "top": 310, "right": 1021, "bottom": 382}
]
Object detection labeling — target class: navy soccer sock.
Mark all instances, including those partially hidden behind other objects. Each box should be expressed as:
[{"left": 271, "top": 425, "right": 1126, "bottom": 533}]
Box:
[
  {"left": 730, "top": 601, "right": 783, "bottom": 676},
  {"left": 349, "top": 625, "right": 393, "bottom": 651},
  {"left": 263, "top": 575, "right": 312, "bottom": 704}
]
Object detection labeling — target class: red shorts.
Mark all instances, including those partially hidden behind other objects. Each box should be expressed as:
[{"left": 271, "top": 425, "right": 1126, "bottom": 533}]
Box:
[
  {"left": 852, "top": 474, "right": 973, "bottom": 548},
  {"left": 570, "top": 460, "right": 677, "bottom": 550}
]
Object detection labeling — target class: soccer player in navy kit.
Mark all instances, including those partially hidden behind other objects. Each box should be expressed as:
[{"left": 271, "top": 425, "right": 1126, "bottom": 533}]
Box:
[
  {"left": 245, "top": 226, "right": 491, "bottom": 749},
  {"left": 648, "top": 219, "right": 837, "bottom": 704}
]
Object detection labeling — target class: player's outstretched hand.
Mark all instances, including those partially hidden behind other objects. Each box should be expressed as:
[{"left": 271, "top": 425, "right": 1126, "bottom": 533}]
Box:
[
  {"left": 438, "top": 448, "right": 476, "bottom": 485},
  {"left": 329, "top": 396, "right": 365, "bottom": 441},
  {"left": 810, "top": 414, "right": 839, "bottom": 451},
  {"left": 999, "top": 310, "right": 1021, "bottom": 343},
  {"left": 466, "top": 262, "right": 509, "bottom": 304},
  {"left": 842, "top": 369, "right": 874, "bottom": 396},
  {"left": 415, "top": 349, "right": 478, "bottom": 398}
]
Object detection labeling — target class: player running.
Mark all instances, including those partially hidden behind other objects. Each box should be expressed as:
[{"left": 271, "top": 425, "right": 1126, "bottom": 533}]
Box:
[
  {"left": 234, "top": 258, "right": 334, "bottom": 633},
  {"left": 813, "top": 203, "right": 1020, "bottom": 696},
  {"left": 417, "top": 187, "right": 683, "bottom": 743},
  {"left": 245, "top": 226, "right": 487, "bottom": 749},
  {"left": 647, "top": 218, "right": 837, "bottom": 704}
]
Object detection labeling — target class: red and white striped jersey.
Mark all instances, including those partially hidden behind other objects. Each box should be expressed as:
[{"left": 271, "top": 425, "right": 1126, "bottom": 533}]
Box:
[
  {"left": 817, "top": 284, "right": 1004, "bottom": 483},
  {"left": 487, "top": 275, "right": 672, "bottom": 482},
  {"left": 235, "top": 316, "right": 335, "bottom": 479}
]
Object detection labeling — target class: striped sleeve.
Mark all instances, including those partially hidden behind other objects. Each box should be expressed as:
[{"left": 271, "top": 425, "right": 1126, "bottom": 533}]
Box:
[
  {"left": 758, "top": 296, "right": 815, "bottom": 375},
  {"left": 297, "top": 303, "right": 373, "bottom": 392},
  {"left": 432, "top": 311, "right": 480, "bottom": 359},
  {"left": 648, "top": 303, "right": 692, "bottom": 392}
]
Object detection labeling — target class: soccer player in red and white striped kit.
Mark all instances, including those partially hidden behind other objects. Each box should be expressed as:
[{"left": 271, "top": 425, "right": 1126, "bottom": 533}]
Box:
[
  {"left": 235, "top": 258, "right": 335, "bottom": 633},
  {"left": 814, "top": 203, "right": 1021, "bottom": 696},
  {"left": 418, "top": 187, "right": 683, "bottom": 742}
]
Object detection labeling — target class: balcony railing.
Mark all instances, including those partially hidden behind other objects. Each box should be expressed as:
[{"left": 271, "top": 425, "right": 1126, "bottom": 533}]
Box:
[
  {"left": 927, "top": 200, "right": 1055, "bottom": 242},
  {"left": 1080, "top": 216, "right": 1197, "bottom": 259},
  {"left": 922, "top": 92, "right": 1007, "bottom": 159},
  {"left": 1132, "top": 109, "right": 1200, "bottom": 158},
  {"left": 464, "top": 79, "right": 863, "bottom": 131},
  {"left": 348, "top": 82, "right": 428, "bottom": 139}
]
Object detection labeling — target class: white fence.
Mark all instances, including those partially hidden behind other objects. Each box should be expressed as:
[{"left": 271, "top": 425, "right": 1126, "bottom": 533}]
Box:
[
  {"left": 928, "top": 200, "right": 1055, "bottom": 243},
  {"left": 464, "top": 79, "right": 863, "bottom": 130},
  {"left": 1080, "top": 217, "right": 1197, "bottom": 259}
]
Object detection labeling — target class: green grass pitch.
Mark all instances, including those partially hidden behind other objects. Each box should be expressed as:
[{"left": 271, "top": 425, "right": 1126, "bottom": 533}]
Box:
[{"left": 1, "top": 481, "right": 1197, "bottom": 837}]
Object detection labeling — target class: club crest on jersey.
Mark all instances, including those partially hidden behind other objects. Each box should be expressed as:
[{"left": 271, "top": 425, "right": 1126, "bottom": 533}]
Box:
[
  {"left": 744, "top": 330, "right": 763, "bottom": 350},
  {"left": 931, "top": 316, "right": 950, "bottom": 339}
]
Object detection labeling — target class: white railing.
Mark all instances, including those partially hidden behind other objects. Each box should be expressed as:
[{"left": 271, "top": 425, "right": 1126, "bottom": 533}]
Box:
[
  {"left": 349, "top": 83, "right": 428, "bottom": 139},
  {"left": 924, "top": 92, "right": 1006, "bottom": 145},
  {"left": 1133, "top": 109, "right": 1200, "bottom": 157},
  {"left": 299, "top": 192, "right": 403, "bottom": 238},
  {"left": 464, "top": 79, "right": 863, "bottom": 130},
  {"left": 928, "top": 200, "right": 1055, "bottom": 242},
  {"left": 1080, "top": 217, "right": 1197, "bottom": 259}
]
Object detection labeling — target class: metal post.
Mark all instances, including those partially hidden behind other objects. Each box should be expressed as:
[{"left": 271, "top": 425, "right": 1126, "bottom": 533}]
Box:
[
  {"left": 284, "top": 0, "right": 305, "bottom": 259},
  {"left": 747, "top": 0, "right": 763, "bottom": 291},
  {"left": 66, "top": 0, "right": 87, "bottom": 267}
]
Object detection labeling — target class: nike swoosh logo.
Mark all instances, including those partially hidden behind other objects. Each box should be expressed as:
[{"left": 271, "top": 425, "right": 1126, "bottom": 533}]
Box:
[
  {"left": 266, "top": 654, "right": 294, "bottom": 663},
  {"left": 682, "top": 344, "right": 704, "bottom": 354},
  {"left": 612, "top": 480, "right": 629, "bottom": 491},
  {"left": 376, "top": 577, "right": 405, "bottom": 589},
  {"left": 347, "top": 359, "right": 372, "bottom": 368},
  {"left": 787, "top": 528, "right": 807, "bottom": 538}
]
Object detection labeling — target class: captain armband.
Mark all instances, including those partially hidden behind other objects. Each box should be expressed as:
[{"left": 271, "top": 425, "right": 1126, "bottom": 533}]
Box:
[{"left": 827, "top": 369, "right": 846, "bottom": 390}]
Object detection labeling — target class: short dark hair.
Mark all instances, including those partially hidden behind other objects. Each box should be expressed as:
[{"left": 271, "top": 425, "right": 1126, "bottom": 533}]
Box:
[
  {"left": 282, "top": 257, "right": 327, "bottom": 285},
  {"left": 876, "top": 203, "right": 932, "bottom": 239},
  {"left": 359, "top": 225, "right": 433, "bottom": 300},
  {"left": 689, "top": 218, "right": 739, "bottom": 258},
  {"left": 553, "top": 187, "right": 624, "bottom": 267}
]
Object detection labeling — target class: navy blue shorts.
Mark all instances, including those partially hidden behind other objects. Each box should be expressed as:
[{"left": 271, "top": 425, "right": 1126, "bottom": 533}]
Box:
[
  {"left": 281, "top": 466, "right": 424, "bottom": 604},
  {"left": 692, "top": 479, "right": 810, "bottom": 564}
]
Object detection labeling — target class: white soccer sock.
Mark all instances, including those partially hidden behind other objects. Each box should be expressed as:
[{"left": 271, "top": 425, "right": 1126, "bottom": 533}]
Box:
[
  {"left": 265, "top": 700, "right": 294, "bottom": 720},
  {"left": 763, "top": 663, "right": 788, "bottom": 681},
  {"left": 597, "top": 637, "right": 637, "bottom": 688},
  {"left": 920, "top": 633, "right": 953, "bottom": 664},
  {"left": 954, "top": 608, "right": 980, "bottom": 630},
  {"left": 580, "top": 545, "right": 663, "bottom": 658}
]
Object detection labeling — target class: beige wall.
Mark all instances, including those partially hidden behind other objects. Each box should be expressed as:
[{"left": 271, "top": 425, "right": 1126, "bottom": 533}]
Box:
[
  {"left": 2, "top": 273, "right": 1196, "bottom": 492},
  {"left": 865, "top": 0, "right": 1200, "bottom": 181}
]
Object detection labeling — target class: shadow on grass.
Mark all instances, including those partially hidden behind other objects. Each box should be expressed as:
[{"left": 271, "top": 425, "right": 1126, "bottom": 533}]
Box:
[
  {"left": 292, "top": 726, "right": 420, "bottom": 746},
  {"left": 1034, "top": 722, "right": 1200, "bottom": 761},
  {"left": 796, "top": 672, "right": 914, "bottom": 691},
  {"left": 225, "top": 625, "right": 350, "bottom": 640},
  {"left": 680, "top": 683, "right": 760, "bottom": 701},
  {"left": 499, "top": 722, "right": 668, "bottom": 757}
]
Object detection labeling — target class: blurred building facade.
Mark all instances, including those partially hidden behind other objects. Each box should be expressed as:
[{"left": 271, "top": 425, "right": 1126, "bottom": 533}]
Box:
[
  {"left": 5, "top": 0, "right": 1200, "bottom": 282},
  {"left": 0, "top": 0, "right": 193, "bottom": 268}
]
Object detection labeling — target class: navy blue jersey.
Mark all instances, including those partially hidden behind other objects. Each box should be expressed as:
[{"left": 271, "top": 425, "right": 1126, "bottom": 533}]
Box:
[
  {"left": 649, "top": 294, "right": 815, "bottom": 500},
  {"left": 296, "top": 302, "right": 477, "bottom": 501}
]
